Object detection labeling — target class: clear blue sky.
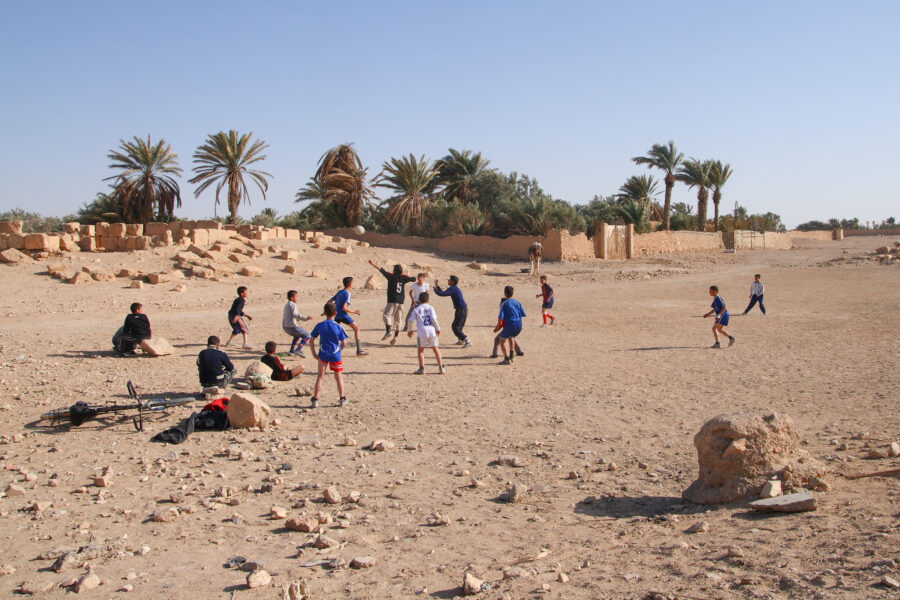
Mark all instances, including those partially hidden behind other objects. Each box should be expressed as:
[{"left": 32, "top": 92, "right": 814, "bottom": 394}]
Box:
[{"left": 1, "top": 1, "right": 897, "bottom": 228}]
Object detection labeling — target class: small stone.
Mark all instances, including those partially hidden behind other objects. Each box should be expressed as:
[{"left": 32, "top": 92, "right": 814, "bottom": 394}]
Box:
[
  {"left": 75, "top": 569, "right": 100, "bottom": 593},
  {"left": 137, "top": 545, "right": 151, "bottom": 556},
  {"left": 881, "top": 575, "right": 900, "bottom": 589},
  {"left": 726, "top": 546, "right": 744, "bottom": 558},
  {"left": 270, "top": 506, "right": 287, "bottom": 519},
  {"left": 29, "top": 501, "right": 51, "bottom": 512},
  {"left": 246, "top": 569, "right": 271, "bottom": 588},
  {"left": 4, "top": 483, "right": 25, "bottom": 497},
  {"left": 93, "top": 476, "right": 110, "bottom": 487},
  {"left": 501, "top": 483, "right": 528, "bottom": 503},
  {"left": 316, "top": 511, "right": 333, "bottom": 524},
  {"left": 286, "top": 516, "right": 319, "bottom": 532},
  {"left": 686, "top": 520, "right": 709, "bottom": 533},
  {"left": 557, "top": 572, "right": 569, "bottom": 583},
  {"left": 0, "top": 564, "right": 15, "bottom": 576},
  {"left": 342, "top": 436, "right": 357, "bottom": 447},
  {"left": 888, "top": 441, "right": 900, "bottom": 457},
  {"left": 607, "top": 462, "right": 618, "bottom": 471},
  {"left": 52, "top": 552, "right": 78, "bottom": 572},
  {"left": 346, "top": 490, "right": 361, "bottom": 503},
  {"left": 313, "top": 534, "right": 339, "bottom": 549},
  {"left": 350, "top": 556, "right": 376, "bottom": 569},
  {"left": 810, "top": 476, "right": 830, "bottom": 492},
  {"left": 368, "top": 439, "right": 395, "bottom": 451},
  {"left": 426, "top": 512, "right": 450, "bottom": 526},
  {"left": 759, "top": 479, "right": 782, "bottom": 498},
  {"left": 497, "top": 454, "right": 524, "bottom": 467},
  {"left": 323, "top": 486, "right": 342, "bottom": 504},
  {"left": 169, "top": 493, "right": 186, "bottom": 504},
  {"left": 567, "top": 471, "right": 580, "bottom": 480},
  {"left": 239, "top": 560, "right": 266, "bottom": 572},
  {"left": 463, "top": 571, "right": 484, "bottom": 595},
  {"left": 749, "top": 491, "right": 817, "bottom": 513},
  {"left": 130, "top": 280, "right": 143, "bottom": 289},
  {"left": 118, "top": 584, "right": 134, "bottom": 592},
  {"left": 285, "top": 580, "right": 308, "bottom": 600},
  {"left": 150, "top": 507, "right": 179, "bottom": 522},
  {"left": 502, "top": 567, "right": 528, "bottom": 580},
  {"left": 234, "top": 381, "right": 251, "bottom": 390},
  {"left": 868, "top": 449, "right": 886, "bottom": 459}
]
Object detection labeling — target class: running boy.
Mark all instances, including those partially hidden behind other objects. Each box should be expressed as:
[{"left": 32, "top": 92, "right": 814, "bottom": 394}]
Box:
[
  {"left": 406, "top": 291, "right": 445, "bottom": 374},
  {"left": 434, "top": 275, "right": 471, "bottom": 348},
  {"left": 742, "top": 274, "right": 767, "bottom": 315},
  {"left": 368, "top": 260, "right": 415, "bottom": 344},
  {"left": 283, "top": 290, "right": 312, "bottom": 356},
  {"left": 703, "top": 285, "right": 736, "bottom": 348},
  {"left": 404, "top": 272, "right": 429, "bottom": 335},
  {"left": 226, "top": 286, "right": 253, "bottom": 349},
  {"left": 494, "top": 285, "right": 526, "bottom": 365},
  {"left": 309, "top": 302, "right": 350, "bottom": 408},
  {"left": 535, "top": 275, "right": 555, "bottom": 327},
  {"left": 261, "top": 341, "right": 305, "bottom": 380},
  {"left": 331, "top": 277, "right": 368, "bottom": 356}
]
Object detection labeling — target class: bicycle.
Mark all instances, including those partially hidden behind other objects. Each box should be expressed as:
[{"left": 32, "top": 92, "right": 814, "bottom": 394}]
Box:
[{"left": 40, "top": 381, "right": 197, "bottom": 431}]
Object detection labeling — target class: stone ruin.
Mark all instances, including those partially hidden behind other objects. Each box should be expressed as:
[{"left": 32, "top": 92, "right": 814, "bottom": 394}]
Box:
[{"left": 683, "top": 411, "right": 827, "bottom": 505}]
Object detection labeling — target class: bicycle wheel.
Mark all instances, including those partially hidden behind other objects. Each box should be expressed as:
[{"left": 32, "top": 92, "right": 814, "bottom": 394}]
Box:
[{"left": 145, "top": 396, "right": 197, "bottom": 411}]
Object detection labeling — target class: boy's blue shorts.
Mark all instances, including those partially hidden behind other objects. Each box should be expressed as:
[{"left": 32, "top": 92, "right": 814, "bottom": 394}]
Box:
[
  {"left": 499, "top": 323, "right": 522, "bottom": 339},
  {"left": 336, "top": 315, "right": 355, "bottom": 325},
  {"left": 716, "top": 311, "right": 730, "bottom": 326},
  {"left": 230, "top": 316, "right": 248, "bottom": 335},
  {"left": 542, "top": 299, "right": 554, "bottom": 309}
]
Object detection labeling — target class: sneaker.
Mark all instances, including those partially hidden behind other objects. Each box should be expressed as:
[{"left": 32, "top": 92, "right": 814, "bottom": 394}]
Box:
[
  {"left": 339, "top": 396, "right": 348, "bottom": 408},
  {"left": 540, "top": 324, "right": 548, "bottom": 328},
  {"left": 489, "top": 354, "right": 499, "bottom": 359},
  {"left": 500, "top": 357, "right": 512, "bottom": 365},
  {"left": 294, "top": 349, "right": 307, "bottom": 358},
  {"left": 356, "top": 350, "right": 369, "bottom": 356},
  {"left": 438, "top": 365, "right": 446, "bottom": 374},
  {"left": 515, "top": 351, "right": 525, "bottom": 356},
  {"left": 728, "top": 336, "right": 736, "bottom": 347},
  {"left": 462, "top": 339, "right": 472, "bottom": 349},
  {"left": 711, "top": 342, "right": 721, "bottom": 349},
  {"left": 455, "top": 340, "right": 465, "bottom": 346},
  {"left": 389, "top": 337, "right": 397, "bottom": 346},
  {"left": 310, "top": 397, "right": 319, "bottom": 409},
  {"left": 242, "top": 344, "right": 254, "bottom": 350},
  {"left": 414, "top": 367, "right": 425, "bottom": 375},
  {"left": 381, "top": 332, "right": 392, "bottom": 341}
]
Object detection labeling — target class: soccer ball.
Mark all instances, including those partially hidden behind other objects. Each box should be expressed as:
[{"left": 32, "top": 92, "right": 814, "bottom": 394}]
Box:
[{"left": 354, "top": 225, "right": 365, "bottom": 235}]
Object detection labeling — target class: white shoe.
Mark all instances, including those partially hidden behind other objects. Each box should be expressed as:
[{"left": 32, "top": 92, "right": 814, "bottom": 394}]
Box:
[
  {"left": 540, "top": 324, "right": 548, "bottom": 328},
  {"left": 242, "top": 344, "right": 254, "bottom": 350},
  {"left": 462, "top": 340, "right": 472, "bottom": 349},
  {"left": 455, "top": 340, "right": 464, "bottom": 346},
  {"left": 438, "top": 366, "right": 446, "bottom": 374},
  {"left": 414, "top": 367, "right": 425, "bottom": 375}
]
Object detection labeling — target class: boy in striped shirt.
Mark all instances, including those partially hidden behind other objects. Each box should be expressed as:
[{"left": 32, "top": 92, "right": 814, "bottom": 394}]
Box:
[{"left": 742, "top": 274, "right": 767, "bottom": 315}]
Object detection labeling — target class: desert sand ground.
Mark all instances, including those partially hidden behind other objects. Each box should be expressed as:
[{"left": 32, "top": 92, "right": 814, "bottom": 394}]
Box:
[{"left": 0, "top": 234, "right": 898, "bottom": 600}]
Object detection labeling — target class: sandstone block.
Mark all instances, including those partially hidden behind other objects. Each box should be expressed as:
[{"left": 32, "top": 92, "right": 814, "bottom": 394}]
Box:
[
  {"left": 0, "top": 234, "right": 7, "bottom": 251},
  {"left": 0, "top": 221, "right": 23, "bottom": 234},
  {"left": 91, "top": 271, "right": 115, "bottom": 282},
  {"left": 281, "top": 250, "right": 298, "bottom": 261},
  {"left": 59, "top": 235, "right": 79, "bottom": 252},
  {"left": 282, "top": 264, "right": 296, "bottom": 274},
  {"left": 107, "top": 223, "right": 127, "bottom": 237},
  {"left": 337, "top": 245, "right": 352, "bottom": 254},
  {"left": 78, "top": 236, "right": 97, "bottom": 252},
  {"left": 749, "top": 491, "right": 817, "bottom": 513},
  {"left": 190, "top": 229, "right": 210, "bottom": 246},
  {"left": 25, "top": 233, "right": 60, "bottom": 251},
  {"left": 357, "top": 241, "right": 370, "bottom": 247},
  {"left": 101, "top": 237, "right": 120, "bottom": 251},
  {"left": 241, "top": 265, "right": 263, "bottom": 277},
  {"left": 245, "top": 361, "right": 273, "bottom": 379},
  {"left": 147, "top": 272, "right": 170, "bottom": 284},
  {"left": 117, "top": 268, "right": 137, "bottom": 278},
  {"left": 6, "top": 233, "right": 24, "bottom": 249},
  {"left": 191, "top": 266, "right": 215, "bottom": 279},
  {"left": 125, "top": 224, "right": 143, "bottom": 236},
  {"left": 0, "top": 248, "right": 32, "bottom": 263},
  {"left": 140, "top": 337, "right": 175, "bottom": 356},
  {"left": 79, "top": 224, "right": 95, "bottom": 236},
  {"left": 196, "top": 220, "right": 222, "bottom": 230},
  {"left": 285, "top": 516, "right": 319, "bottom": 532},
  {"left": 227, "top": 392, "right": 273, "bottom": 429},
  {"left": 68, "top": 271, "right": 92, "bottom": 284},
  {"left": 130, "top": 280, "right": 143, "bottom": 289},
  {"left": 364, "top": 275, "right": 383, "bottom": 290},
  {"left": 144, "top": 222, "right": 168, "bottom": 235},
  {"left": 284, "top": 229, "right": 300, "bottom": 240},
  {"left": 202, "top": 250, "right": 228, "bottom": 262},
  {"left": 229, "top": 252, "right": 250, "bottom": 263},
  {"left": 64, "top": 221, "right": 80, "bottom": 234}
]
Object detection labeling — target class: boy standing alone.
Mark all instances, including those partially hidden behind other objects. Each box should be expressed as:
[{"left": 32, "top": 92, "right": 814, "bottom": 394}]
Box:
[
  {"left": 226, "top": 286, "right": 253, "bottom": 349},
  {"left": 535, "top": 275, "right": 555, "bottom": 327},
  {"left": 742, "top": 274, "right": 767, "bottom": 315},
  {"left": 434, "top": 275, "right": 471, "bottom": 348},
  {"left": 703, "top": 285, "right": 736, "bottom": 348}
]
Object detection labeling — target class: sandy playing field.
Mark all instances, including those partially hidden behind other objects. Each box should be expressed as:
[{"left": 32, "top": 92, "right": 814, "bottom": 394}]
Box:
[{"left": 0, "top": 234, "right": 898, "bottom": 599}]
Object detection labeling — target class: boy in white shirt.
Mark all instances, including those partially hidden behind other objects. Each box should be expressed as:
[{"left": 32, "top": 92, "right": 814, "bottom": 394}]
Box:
[
  {"left": 283, "top": 290, "right": 312, "bottom": 356},
  {"left": 406, "top": 291, "right": 445, "bottom": 374},
  {"left": 402, "top": 273, "right": 430, "bottom": 337},
  {"left": 742, "top": 274, "right": 767, "bottom": 315}
]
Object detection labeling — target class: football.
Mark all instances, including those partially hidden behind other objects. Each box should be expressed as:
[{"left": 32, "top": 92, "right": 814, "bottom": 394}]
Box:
[{"left": 354, "top": 225, "right": 365, "bottom": 235}]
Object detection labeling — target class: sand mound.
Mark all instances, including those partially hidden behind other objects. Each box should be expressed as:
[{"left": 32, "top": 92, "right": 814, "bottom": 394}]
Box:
[{"left": 683, "top": 411, "right": 826, "bottom": 505}]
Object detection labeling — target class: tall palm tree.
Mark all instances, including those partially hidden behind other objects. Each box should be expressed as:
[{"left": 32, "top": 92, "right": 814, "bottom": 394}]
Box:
[
  {"left": 105, "top": 135, "right": 182, "bottom": 223},
  {"left": 435, "top": 148, "right": 492, "bottom": 205},
  {"left": 632, "top": 141, "right": 684, "bottom": 230},
  {"left": 676, "top": 159, "right": 714, "bottom": 232},
  {"left": 308, "top": 143, "right": 376, "bottom": 226},
  {"left": 375, "top": 154, "right": 441, "bottom": 232},
  {"left": 189, "top": 130, "right": 272, "bottom": 225},
  {"left": 708, "top": 161, "right": 734, "bottom": 232},
  {"left": 617, "top": 174, "right": 660, "bottom": 205}
]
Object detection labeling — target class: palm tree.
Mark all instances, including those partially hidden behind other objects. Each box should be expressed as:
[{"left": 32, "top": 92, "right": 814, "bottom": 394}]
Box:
[
  {"left": 435, "top": 148, "right": 492, "bottom": 205},
  {"left": 189, "top": 130, "right": 272, "bottom": 225},
  {"left": 295, "top": 177, "right": 327, "bottom": 204},
  {"left": 618, "top": 174, "right": 660, "bottom": 204},
  {"left": 375, "top": 154, "right": 441, "bottom": 232},
  {"left": 632, "top": 141, "right": 684, "bottom": 230},
  {"left": 615, "top": 198, "right": 653, "bottom": 233},
  {"left": 105, "top": 135, "right": 182, "bottom": 223},
  {"left": 309, "top": 143, "right": 377, "bottom": 226},
  {"left": 708, "top": 161, "right": 734, "bottom": 232},
  {"left": 676, "top": 158, "right": 713, "bottom": 232}
]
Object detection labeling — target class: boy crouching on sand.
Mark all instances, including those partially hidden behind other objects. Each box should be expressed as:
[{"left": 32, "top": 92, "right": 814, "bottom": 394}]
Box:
[
  {"left": 703, "top": 285, "right": 736, "bottom": 348},
  {"left": 261, "top": 341, "right": 305, "bottom": 381},
  {"left": 406, "top": 292, "right": 445, "bottom": 374},
  {"left": 309, "top": 302, "right": 349, "bottom": 409}
]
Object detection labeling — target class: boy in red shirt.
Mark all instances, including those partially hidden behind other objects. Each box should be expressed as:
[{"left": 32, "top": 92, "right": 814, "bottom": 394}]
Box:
[{"left": 535, "top": 275, "right": 555, "bottom": 327}]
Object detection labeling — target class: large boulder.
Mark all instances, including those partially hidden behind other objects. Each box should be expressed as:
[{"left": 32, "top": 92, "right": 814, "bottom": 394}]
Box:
[
  {"left": 0, "top": 248, "right": 32, "bottom": 264},
  {"left": 683, "top": 412, "right": 827, "bottom": 505},
  {"left": 363, "top": 275, "right": 383, "bottom": 290},
  {"left": 140, "top": 337, "right": 175, "bottom": 357},
  {"left": 227, "top": 392, "right": 272, "bottom": 429},
  {"left": 245, "top": 361, "right": 272, "bottom": 379}
]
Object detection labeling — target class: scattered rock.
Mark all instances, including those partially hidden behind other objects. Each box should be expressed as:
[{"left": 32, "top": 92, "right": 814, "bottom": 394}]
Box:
[
  {"left": 285, "top": 580, "right": 308, "bottom": 600},
  {"left": 130, "top": 280, "right": 143, "bottom": 289},
  {"left": 139, "top": 337, "right": 175, "bottom": 357},
  {"left": 313, "top": 534, "right": 339, "bottom": 549},
  {"left": 341, "top": 436, "right": 357, "bottom": 447},
  {"left": 759, "top": 479, "right": 782, "bottom": 498},
  {"left": 285, "top": 516, "right": 319, "bottom": 533},
  {"left": 270, "top": 506, "right": 287, "bottom": 520},
  {"left": 367, "top": 439, "right": 395, "bottom": 452},
  {"left": 93, "top": 476, "right": 110, "bottom": 488},
  {"left": 557, "top": 572, "right": 569, "bottom": 583},
  {"left": 241, "top": 266, "right": 263, "bottom": 277},
  {"left": 467, "top": 262, "right": 487, "bottom": 271},
  {"left": 686, "top": 520, "right": 709, "bottom": 534},
  {"left": 4, "top": 483, "right": 25, "bottom": 497},
  {"left": 150, "top": 507, "right": 179, "bottom": 522},
  {"left": 350, "top": 556, "right": 376, "bottom": 569},
  {"left": 247, "top": 569, "right": 272, "bottom": 588},
  {"left": 881, "top": 575, "right": 900, "bottom": 589},
  {"left": 501, "top": 483, "right": 528, "bottom": 503},
  {"left": 726, "top": 546, "right": 745, "bottom": 558},
  {"left": 323, "top": 486, "right": 342, "bottom": 504},
  {"left": 496, "top": 454, "right": 524, "bottom": 467},
  {"left": 75, "top": 569, "right": 100, "bottom": 593},
  {"left": 463, "top": 571, "right": 485, "bottom": 595},
  {"left": 227, "top": 392, "right": 273, "bottom": 429},
  {"left": 364, "top": 275, "right": 383, "bottom": 290},
  {"left": 890, "top": 441, "right": 900, "bottom": 457},
  {"left": 749, "top": 491, "right": 817, "bottom": 513}
]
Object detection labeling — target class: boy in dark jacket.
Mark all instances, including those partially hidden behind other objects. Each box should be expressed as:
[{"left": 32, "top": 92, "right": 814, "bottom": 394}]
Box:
[{"left": 117, "top": 302, "right": 151, "bottom": 356}]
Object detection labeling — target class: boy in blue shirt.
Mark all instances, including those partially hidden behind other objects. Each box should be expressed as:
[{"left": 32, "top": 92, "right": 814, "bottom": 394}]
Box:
[
  {"left": 703, "top": 285, "right": 736, "bottom": 348},
  {"left": 494, "top": 285, "right": 526, "bottom": 365},
  {"left": 331, "top": 276, "right": 368, "bottom": 356},
  {"left": 433, "top": 275, "right": 471, "bottom": 348},
  {"left": 309, "top": 302, "right": 350, "bottom": 409}
]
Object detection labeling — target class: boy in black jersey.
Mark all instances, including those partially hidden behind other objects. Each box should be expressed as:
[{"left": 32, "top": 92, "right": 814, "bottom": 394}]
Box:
[
  {"left": 369, "top": 260, "right": 415, "bottom": 344},
  {"left": 116, "top": 302, "right": 151, "bottom": 356}
]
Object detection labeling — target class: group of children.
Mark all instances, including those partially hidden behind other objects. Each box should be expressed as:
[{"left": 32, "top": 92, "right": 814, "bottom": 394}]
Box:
[{"left": 179, "top": 261, "right": 767, "bottom": 407}]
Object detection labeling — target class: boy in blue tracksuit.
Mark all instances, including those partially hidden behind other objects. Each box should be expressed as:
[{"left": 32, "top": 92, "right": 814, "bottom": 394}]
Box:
[
  {"left": 703, "top": 285, "right": 735, "bottom": 348},
  {"left": 494, "top": 285, "right": 526, "bottom": 365},
  {"left": 433, "top": 275, "right": 471, "bottom": 348}
]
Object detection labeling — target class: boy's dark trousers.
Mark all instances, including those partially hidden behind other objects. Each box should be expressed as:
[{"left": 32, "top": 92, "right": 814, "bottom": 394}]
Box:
[
  {"left": 744, "top": 294, "right": 766, "bottom": 314},
  {"left": 452, "top": 307, "right": 468, "bottom": 341}
]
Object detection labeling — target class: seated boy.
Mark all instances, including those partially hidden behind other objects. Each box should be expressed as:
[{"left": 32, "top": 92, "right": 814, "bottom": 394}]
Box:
[
  {"left": 117, "top": 302, "right": 152, "bottom": 356},
  {"left": 197, "top": 335, "right": 237, "bottom": 388},
  {"left": 261, "top": 341, "right": 305, "bottom": 381}
]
